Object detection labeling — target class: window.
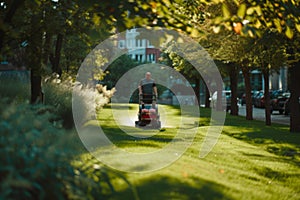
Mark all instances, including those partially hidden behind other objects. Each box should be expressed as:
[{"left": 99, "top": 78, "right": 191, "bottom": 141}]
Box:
[{"left": 140, "top": 39, "right": 143, "bottom": 47}]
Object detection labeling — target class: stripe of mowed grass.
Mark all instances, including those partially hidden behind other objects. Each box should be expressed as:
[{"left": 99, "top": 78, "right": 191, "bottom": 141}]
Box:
[
  {"left": 93, "top": 104, "right": 300, "bottom": 200},
  {"left": 96, "top": 104, "right": 178, "bottom": 151}
]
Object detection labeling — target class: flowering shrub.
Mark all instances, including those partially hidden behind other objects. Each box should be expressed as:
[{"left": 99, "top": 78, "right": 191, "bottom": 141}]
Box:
[{"left": 43, "top": 74, "right": 116, "bottom": 128}]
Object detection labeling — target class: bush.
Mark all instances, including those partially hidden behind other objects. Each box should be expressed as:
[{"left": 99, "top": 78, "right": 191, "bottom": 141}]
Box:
[
  {"left": 0, "top": 101, "right": 74, "bottom": 199},
  {"left": 43, "top": 74, "right": 115, "bottom": 128},
  {"left": 43, "top": 75, "right": 74, "bottom": 128},
  {"left": 0, "top": 100, "right": 133, "bottom": 199}
]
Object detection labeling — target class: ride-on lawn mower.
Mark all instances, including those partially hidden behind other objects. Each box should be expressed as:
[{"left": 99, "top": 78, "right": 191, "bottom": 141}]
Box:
[{"left": 135, "top": 94, "right": 161, "bottom": 129}]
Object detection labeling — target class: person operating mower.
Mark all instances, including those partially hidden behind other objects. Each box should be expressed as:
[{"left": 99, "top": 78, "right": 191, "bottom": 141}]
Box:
[
  {"left": 135, "top": 72, "right": 161, "bottom": 128},
  {"left": 138, "top": 72, "right": 158, "bottom": 104}
]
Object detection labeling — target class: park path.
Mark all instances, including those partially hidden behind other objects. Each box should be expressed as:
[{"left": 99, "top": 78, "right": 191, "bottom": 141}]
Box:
[{"left": 238, "top": 105, "right": 290, "bottom": 125}]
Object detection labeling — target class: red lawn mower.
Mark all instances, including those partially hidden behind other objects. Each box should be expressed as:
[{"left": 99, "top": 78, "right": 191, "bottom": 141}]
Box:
[{"left": 135, "top": 94, "right": 161, "bottom": 129}]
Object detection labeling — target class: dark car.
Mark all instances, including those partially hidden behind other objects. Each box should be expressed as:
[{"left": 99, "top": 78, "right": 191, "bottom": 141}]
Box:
[
  {"left": 241, "top": 90, "right": 259, "bottom": 106},
  {"left": 284, "top": 98, "right": 290, "bottom": 115},
  {"left": 270, "top": 92, "right": 290, "bottom": 114},
  {"left": 270, "top": 91, "right": 289, "bottom": 114},
  {"left": 240, "top": 93, "right": 246, "bottom": 105},
  {"left": 253, "top": 91, "right": 264, "bottom": 108},
  {"left": 253, "top": 90, "right": 278, "bottom": 108}
]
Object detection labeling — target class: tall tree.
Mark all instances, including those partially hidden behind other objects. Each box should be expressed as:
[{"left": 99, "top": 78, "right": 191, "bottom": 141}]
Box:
[
  {"left": 202, "top": 28, "right": 255, "bottom": 118},
  {"left": 164, "top": 41, "right": 213, "bottom": 108},
  {"left": 213, "top": 0, "right": 300, "bottom": 132},
  {"left": 249, "top": 30, "right": 286, "bottom": 125},
  {"left": 103, "top": 54, "right": 139, "bottom": 89},
  {"left": 286, "top": 39, "right": 300, "bottom": 132},
  {"left": 228, "top": 62, "right": 239, "bottom": 115},
  {"left": 1, "top": 0, "right": 149, "bottom": 102},
  {"left": 0, "top": 0, "right": 25, "bottom": 52}
]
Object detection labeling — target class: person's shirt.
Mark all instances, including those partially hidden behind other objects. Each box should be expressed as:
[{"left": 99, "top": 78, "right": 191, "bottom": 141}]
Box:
[{"left": 139, "top": 78, "right": 156, "bottom": 94}]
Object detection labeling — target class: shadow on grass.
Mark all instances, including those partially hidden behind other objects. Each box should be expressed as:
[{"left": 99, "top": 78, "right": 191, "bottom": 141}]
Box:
[
  {"left": 110, "top": 175, "right": 231, "bottom": 200},
  {"left": 254, "top": 166, "right": 300, "bottom": 182},
  {"left": 218, "top": 110, "right": 300, "bottom": 165},
  {"left": 197, "top": 108, "right": 300, "bottom": 165}
]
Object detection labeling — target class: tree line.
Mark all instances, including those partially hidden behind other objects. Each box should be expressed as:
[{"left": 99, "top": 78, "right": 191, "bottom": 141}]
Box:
[{"left": 1, "top": 0, "right": 299, "bottom": 132}]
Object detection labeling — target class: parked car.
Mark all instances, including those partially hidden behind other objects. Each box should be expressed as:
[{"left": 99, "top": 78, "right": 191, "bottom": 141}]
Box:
[
  {"left": 211, "top": 90, "right": 237, "bottom": 112},
  {"left": 253, "top": 90, "right": 279, "bottom": 108},
  {"left": 271, "top": 90, "right": 284, "bottom": 99},
  {"left": 284, "top": 98, "right": 290, "bottom": 115},
  {"left": 240, "top": 93, "right": 246, "bottom": 105},
  {"left": 253, "top": 91, "right": 264, "bottom": 108},
  {"left": 251, "top": 91, "right": 260, "bottom": 104},
  {"left": 270, "top": 92, "right": 290, "bottom": 114},
  {"left": 240, "top": 90, "right": 259, "bottom": 106}
]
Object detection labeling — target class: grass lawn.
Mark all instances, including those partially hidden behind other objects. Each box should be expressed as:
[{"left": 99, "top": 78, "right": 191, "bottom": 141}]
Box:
[{"left": 80, "top": 103, "right": 300, "bottom": 200}]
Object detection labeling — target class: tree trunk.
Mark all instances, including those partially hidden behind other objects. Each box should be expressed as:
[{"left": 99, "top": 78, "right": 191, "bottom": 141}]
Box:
[
  {"left": 43, "top": 32, "right": 52, "bottom": 66},
  {"left": 289, "top": 64, "right": 300, "bottom": 132},
  {"left": 194, "top": 77, "right": 200, "bottom": 106},
  {"left": 229, "top": 64, "right": 238, "bottom": 115},
  {"left": 205, "top": 83, "right": 210, "bottom": 108},
  {"left": 50, "top": 33, "right": 63, "bottom": 76},
  {"left": 28, "top": 13, "right": 43, "bottom": 104},
  {"left": 30, "top": 71, "right": 42, "bottom": 104},
  {"left": 242, "top": 67, "right": 253, "bottom": 120},
  {"left": 263, "top": 69, "right": 271, "bottom": 126},
  {"left": 29, "top": 47, "right": 43, "bottom": 104},
  {"left": 216, "top": 81, "right": 223, "bottom": 111},
  {"left": 0, "top": 0, "right": 25, "bottom": 51}
]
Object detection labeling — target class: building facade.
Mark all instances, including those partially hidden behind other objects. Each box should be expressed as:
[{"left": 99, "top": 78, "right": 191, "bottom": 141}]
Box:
[{"left": 118, "top": 28, "right": 161, "bottom": 63}]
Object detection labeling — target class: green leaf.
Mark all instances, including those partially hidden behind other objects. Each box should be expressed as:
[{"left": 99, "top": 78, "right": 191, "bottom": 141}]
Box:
[
  {"left": 254, "top": 19, "right": 262, "bottom": 29},
  {"left": 295, "top": 24, "right": 300, "bottom": 32},
  {"left": 92, "top": 14, "right": 100, "bottom": 26},
  {"left": 162, "top": 0, "right": 171, "bottom": 7},
  {"left": 190, "top": 28, "right": 201, "bottom": 38},
  {"left": 273, "top": 18, "right": 282, "bottom": 33},
  {"left": 255, "top": 6, "right": 262, "bottom": 16},
  {"left": 214, "top": 16, "right": 223, "bottom": 24},
  {"left": 141, "top": 4, "right": 149, "bottom": 10},
  {"left": 233, "top": 0, "right": 239, "bottom": 6},
  {"left": 246, "top": 7, "right": 255, "bottom": 15},
  {"left": 285, "top": 26, "right": 294, "bottom": 39},
  {"left": 237, "top": 3, "right": 247, "bottom": 19},
  {"left": 222, "top": 4, "right": 231, "bottom": 19}
]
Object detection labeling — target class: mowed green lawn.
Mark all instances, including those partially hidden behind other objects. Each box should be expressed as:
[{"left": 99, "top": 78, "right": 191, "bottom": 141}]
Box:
[{"left": 84, "top": 103, "right": 300, "bottom": 200}]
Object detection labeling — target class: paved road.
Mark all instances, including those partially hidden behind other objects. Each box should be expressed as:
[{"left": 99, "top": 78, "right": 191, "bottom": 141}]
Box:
[{"left": 238, "top": 105, "right": 290, "bottom": 125}]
